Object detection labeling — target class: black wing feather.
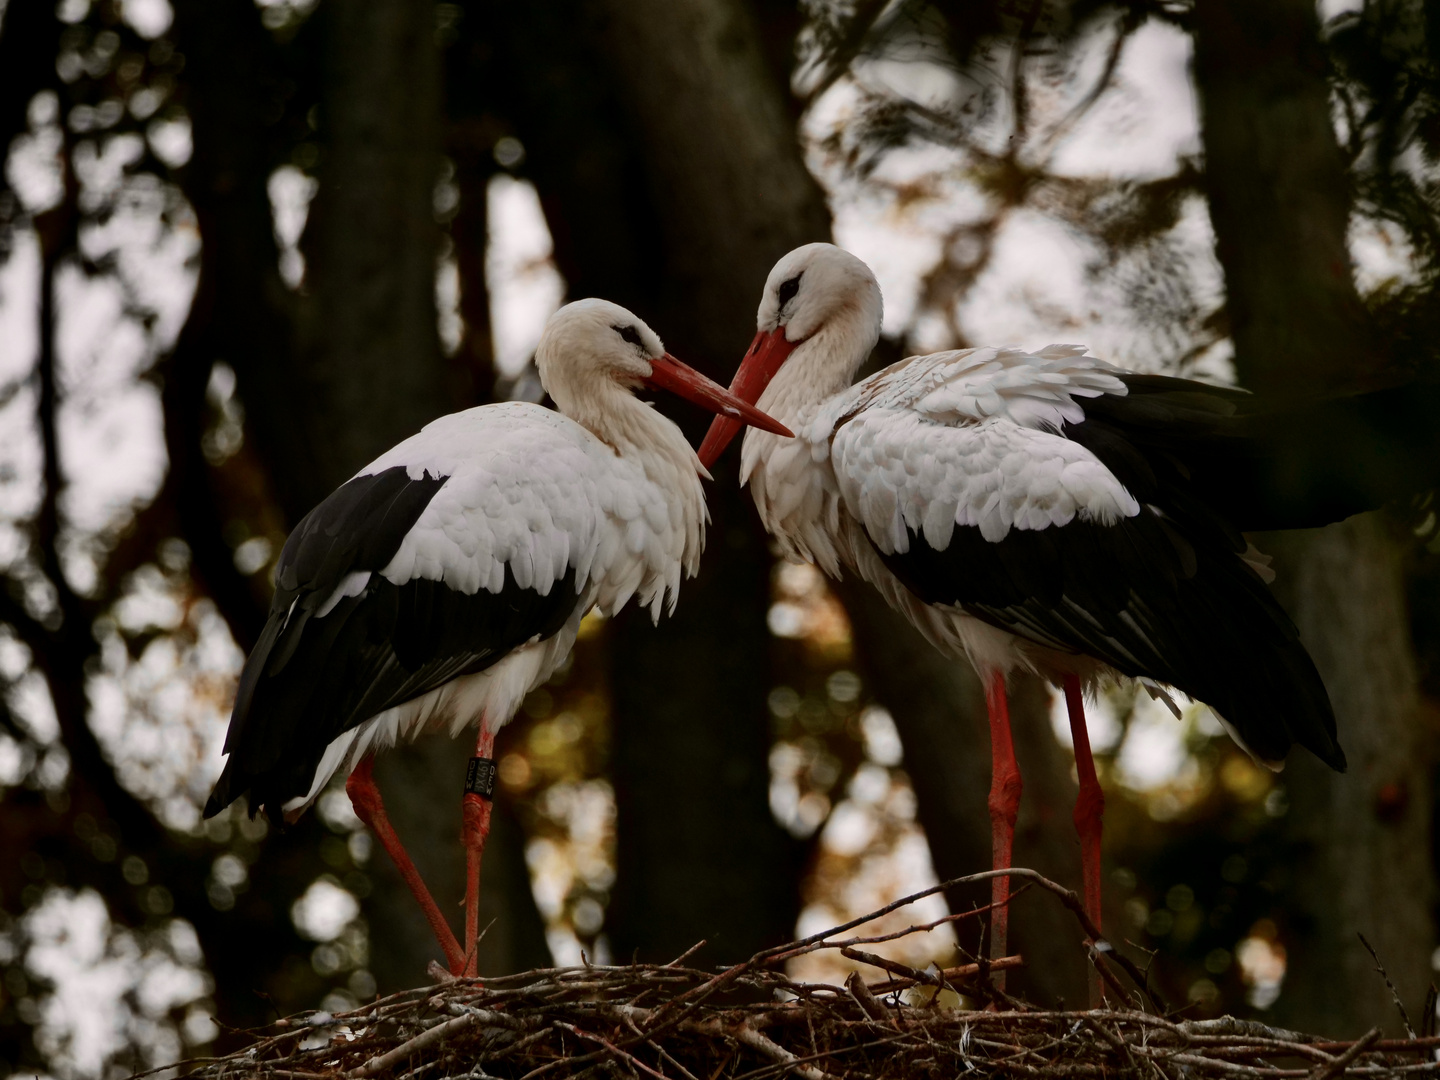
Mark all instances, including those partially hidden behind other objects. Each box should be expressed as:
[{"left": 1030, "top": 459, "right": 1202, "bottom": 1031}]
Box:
[
  {"left": 1070, "top": 374, "right": 1440, "bottom": 530},
  {"left": 206, "top": 466, "right": 583, "bottom": 820},
  {"left": 877, "top": 514, "right": 1343, "bottom": 770}
]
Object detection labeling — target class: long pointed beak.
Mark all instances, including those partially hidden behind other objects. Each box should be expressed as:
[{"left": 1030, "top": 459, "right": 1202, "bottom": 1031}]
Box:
[
  {"left": 643, "top": 353, "right": 793, "bottom": 440},
  {"left": 697, "top": 327, "right": 798, "bottom": 468}
]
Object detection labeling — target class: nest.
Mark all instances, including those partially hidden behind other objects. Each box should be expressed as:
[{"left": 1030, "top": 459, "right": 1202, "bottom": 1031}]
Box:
[{"left": 148, "top": 869, "right": 1440, "bottom": 1080}]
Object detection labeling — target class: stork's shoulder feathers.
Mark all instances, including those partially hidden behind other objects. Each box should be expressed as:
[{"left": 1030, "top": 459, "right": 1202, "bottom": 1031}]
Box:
[
  {"left": 821, "top": 346, "right": 1139, "bottom": 552},
  {"left": 825, "top": 344, "right": 1128, "bottom": 430},
  {"left": 371, "top": 403, "right": 613, "bottom": 600},
  {"left": 362, "top": 402, "right": 692, "bottom": 617}
]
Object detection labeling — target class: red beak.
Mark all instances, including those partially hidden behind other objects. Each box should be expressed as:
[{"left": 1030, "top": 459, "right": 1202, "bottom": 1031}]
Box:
[
  {"left": 643, "top": 352, "right": 793, "bottom": 442},
  {"left": 697, "top": 327, "right": 798, "bottom": 468}
]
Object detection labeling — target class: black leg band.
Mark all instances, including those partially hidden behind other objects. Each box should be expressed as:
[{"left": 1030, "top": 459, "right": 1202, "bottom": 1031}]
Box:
[{"left": 465, "top": 756, "right": 497, "bottom": 799}]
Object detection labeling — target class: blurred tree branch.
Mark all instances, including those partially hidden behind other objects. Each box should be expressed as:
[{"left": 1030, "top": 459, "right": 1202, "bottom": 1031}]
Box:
[
  {"left": 0, "top": 0, "right": 61, "bottom": 231},
  {"left": 4, "top": 158, "right": 323, "bottom": 1051}
]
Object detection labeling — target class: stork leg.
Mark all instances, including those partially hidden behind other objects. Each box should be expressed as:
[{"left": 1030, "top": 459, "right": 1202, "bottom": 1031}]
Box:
[
  {"left": 984, "top": 670, "right": 1022, "bottom": 988},
  {"left": 346, "top": 757, "right": 464, "bottom": 974},
  {"left": 1062, "top": 674, "right": 1105, "bottom": 932},
  {"left": 462, "top": 726, "right": 497, "bottom": 979},
  {"left": 1062, "top": 674, "right": 1105, "bottom": 1008}
]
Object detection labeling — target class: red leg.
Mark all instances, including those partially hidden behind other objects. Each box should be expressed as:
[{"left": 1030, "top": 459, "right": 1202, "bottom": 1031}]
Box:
[
  {"left": 346, "top": 757, "right": 464, "bottom": 974},
  {"left": 1062, "top": 674, "right": 1105, "bottom": 1008},
  {"left": 985, "top": 670, "right": 1022, "bottom": 987},
  {"left": 462, "top": 726, "right": 497, "bottom": 979},
  {"left": 1062, "top": 674, "right": 1104, "bottom": 933}
]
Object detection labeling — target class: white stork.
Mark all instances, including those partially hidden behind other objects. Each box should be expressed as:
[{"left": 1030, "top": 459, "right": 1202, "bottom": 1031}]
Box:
[
  {"left": 206, "top": 298, "right": 791, "bottom": 977},
  {"left": 696, "top": 243, "right": 1430, "bottom": 976}
]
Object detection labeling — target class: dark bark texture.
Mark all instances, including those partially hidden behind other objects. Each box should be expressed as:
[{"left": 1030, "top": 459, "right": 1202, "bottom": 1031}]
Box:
[
  {"left": 1262, "top": 520, "right": 1433, "bottom": 1035},
  {"left": 584, "top": 0, "right": 831, "bottom": 963},
  {"left": 475, "top": 0, "right": 829, "bottom": 962},
  {"left": 1193, "top": 0, "right": 1377, "bottom": 396},
  {"left": 1194, "top": 0, "right": 1434, "bottom": 1034},
  {"left": 290, "top": 0, "right": 449, "bottom": 502}
]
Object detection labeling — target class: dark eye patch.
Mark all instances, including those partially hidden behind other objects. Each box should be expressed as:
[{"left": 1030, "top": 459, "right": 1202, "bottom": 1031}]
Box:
[
  {"left": 614, "top": 324, "right": 646, "bottom": 349},
  {"left": 777, "top": 273, "right": 802, "bottom": 309}
]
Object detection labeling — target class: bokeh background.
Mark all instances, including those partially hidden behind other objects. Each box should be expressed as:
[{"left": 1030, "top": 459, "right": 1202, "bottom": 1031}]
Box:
[{"left": 1, "top": 0, "right": 1439, "bottom": 1074}]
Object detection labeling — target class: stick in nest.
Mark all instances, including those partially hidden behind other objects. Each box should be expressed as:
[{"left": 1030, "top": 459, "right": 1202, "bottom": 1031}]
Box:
[
  {"left": 1358, "top": 932, "right": 1418, "bottom": 1040},
  {"left": 148, "top": 868, "right": 1439, "bottom": 1080}
]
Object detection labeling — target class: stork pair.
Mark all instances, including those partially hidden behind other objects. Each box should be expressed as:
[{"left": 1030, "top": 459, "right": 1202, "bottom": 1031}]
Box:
[{"left": 208, "top": 244, "right": 1432, "bottom": 988}]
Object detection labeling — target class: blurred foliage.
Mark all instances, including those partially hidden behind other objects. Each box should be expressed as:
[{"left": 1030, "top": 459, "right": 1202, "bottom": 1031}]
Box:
[
  {"left": 3, "top": 0, "right": 1440, "bottom": 1074},
  {"left": 1, "top": 0, "right": 355, "bottom": 1072}
]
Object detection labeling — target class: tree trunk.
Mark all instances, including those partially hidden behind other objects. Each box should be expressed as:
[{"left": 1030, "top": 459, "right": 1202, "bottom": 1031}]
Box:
[
  {"left": 1192, "top": 0, "right": 1375, "bottom": 396},
  {"left": 475, "top": 0, "right": 827, "bottom": 962},
  {"left": 584, "top": 0, "right": 833, "bottom": 963},
  {"left": 291, "top": 0, "right": 449, "bottom": 498},
  {"left": 1259, "top": 521, "right": 1432, "bottom": 1034},
  {"left": 1193, "top": 0, "right": 1434, "bottom": 1034}
]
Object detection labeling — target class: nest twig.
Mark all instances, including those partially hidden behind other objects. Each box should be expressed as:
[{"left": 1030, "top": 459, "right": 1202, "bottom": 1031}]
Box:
[{"left": 141, "top": 868, "right": 1440, "bottom": 1080}]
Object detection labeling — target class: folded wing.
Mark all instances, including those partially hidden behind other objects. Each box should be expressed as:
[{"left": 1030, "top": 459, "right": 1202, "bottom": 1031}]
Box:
[
  {"left": 826, "top": 347, "right": 1344, "bottom": 770},
  {"left": 206, "top": 406, "right": 619, "bottom": 819}
]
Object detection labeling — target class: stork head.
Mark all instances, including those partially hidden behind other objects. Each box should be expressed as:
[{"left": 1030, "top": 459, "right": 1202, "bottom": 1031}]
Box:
[
  {"left": 698, "top": 244, "right": 882, "bottom": 467},
  {"left": 536, "top": 299, "right": 792, "bottom": 443}
]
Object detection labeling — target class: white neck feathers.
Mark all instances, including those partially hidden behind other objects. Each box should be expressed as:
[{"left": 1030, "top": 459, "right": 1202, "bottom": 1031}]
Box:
[{"left": 583, "top": 387, "right": 709, "bottom": 599}]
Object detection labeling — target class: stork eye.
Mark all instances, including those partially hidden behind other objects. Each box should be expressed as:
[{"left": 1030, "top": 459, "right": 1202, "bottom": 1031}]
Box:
[
  {"left": 614, "top": 325, "right": 645, "bottom": 349},
  {"left": 777, "top": 274, "right": 802, "bottom": 309}
]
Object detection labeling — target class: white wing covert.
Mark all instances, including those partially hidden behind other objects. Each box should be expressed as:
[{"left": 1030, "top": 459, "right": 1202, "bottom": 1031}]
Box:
[
  {"left": 374, "top": 404, "right": 608, "bottom": 600},
  {"left": 368, "top": 402, "right": 690, "bottom": 619},
  {"left": 821, "top": 346, "right": 1141, "bottom": 552}
]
